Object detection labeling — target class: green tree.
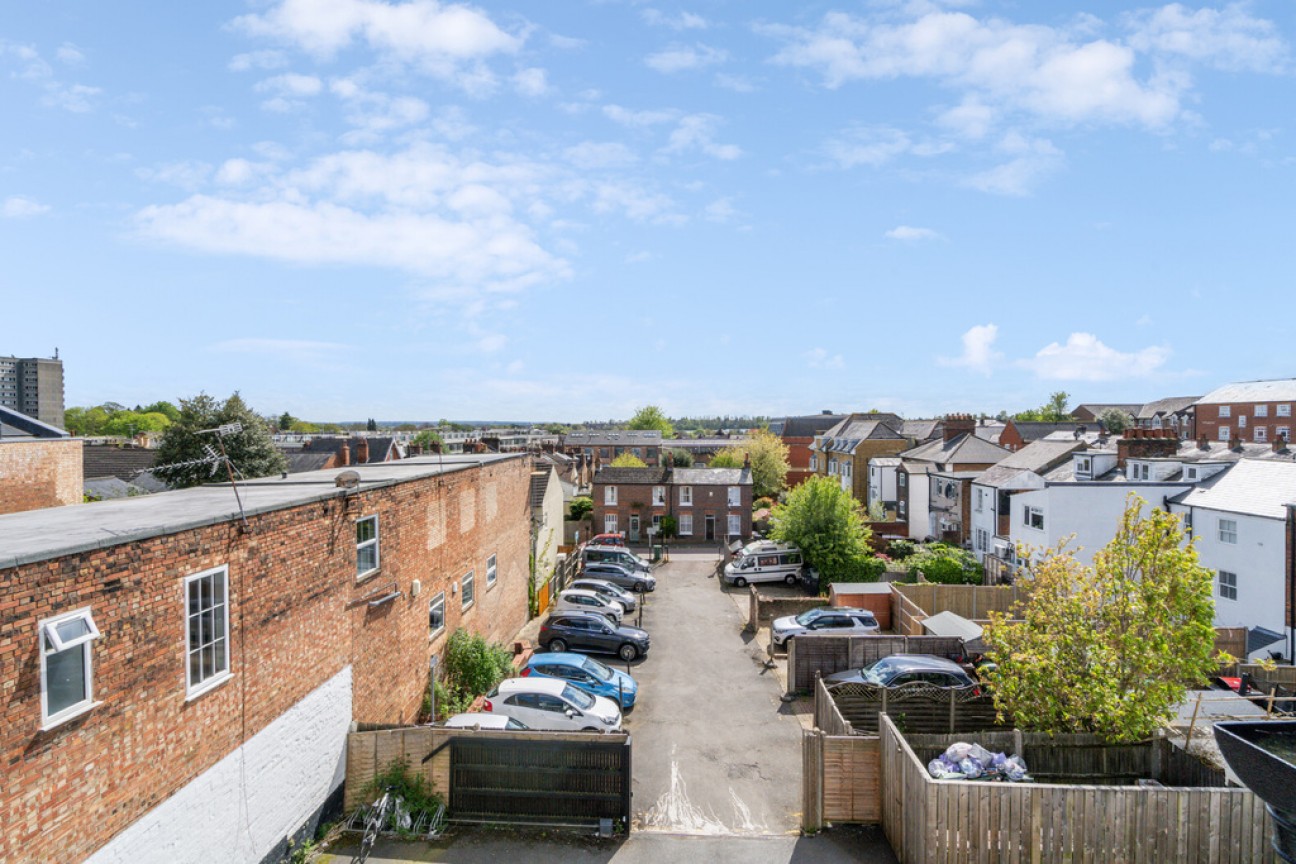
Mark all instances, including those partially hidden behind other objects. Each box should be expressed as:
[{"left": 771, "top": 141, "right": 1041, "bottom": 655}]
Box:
[
  {"left": 102, "top": 410, "right": 171, "bottom": 437},
  {"left": 1099, "top": 408, "right": 1130, "bottom": 434},
  {"left": 627, "top": 405, "right": 675, "bottom": 438},
  {"left": 770, "top": 476, "right": 877, "bottom": 593},
  {"left": 288, "top": 420, "right": 319, "bottom": 434},
  {"left": 278, "top": 412, "right": 297, "bottom": 431},
  {"left": 712, "top": 430, "right": 790, "bottom": 498},
  {"left": 142, "top": 401, "right": 181, "bottom": 422},
  {"left": 412, "top": 429, "right": 443, "bottom": 451},
  {"left": 366, "top": 418, "right": 378, "bottom": 432},
  {"left": 64, "top": 405, "right": 110, "bottom": 436},
  {"left": 569, "top": 496, "right": 594, "bottom": 520},
  {"left": 909, "top": 543, "right": 983, "bottom": 584},
  {"left": 609, "top": 452, "right": 647, "bottom": 468},
  {"left": 984, "top": 495, "right": 1219, "bottom": 743},
  {"left": 1013, "top": 391, "right": 1072, "bottom": 422},
  {"left": 669, "top": 448, "right": 693, "bottom": 468},
  {"left": 154, "top": 392, "right": 288, "bottom": 488}
]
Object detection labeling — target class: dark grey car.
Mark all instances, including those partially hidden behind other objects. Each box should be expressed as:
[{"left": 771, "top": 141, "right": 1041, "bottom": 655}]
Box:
[
  {"left": 583, "top": 562, "right": 657, "bottom": 593},
  {"left": 539, "top": 612, "right": 650, "bottom": 662}
]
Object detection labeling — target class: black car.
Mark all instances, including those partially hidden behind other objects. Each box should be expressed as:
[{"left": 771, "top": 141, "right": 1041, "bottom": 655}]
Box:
[
  {"left": 539, "top": 612, "right": 650, "bottom": 662},
  {"left": 583, "top": 562, "right": 657, "bottom": 593},
  {"left": 824, "top": 654, "right": 978, "bottom": 690}
]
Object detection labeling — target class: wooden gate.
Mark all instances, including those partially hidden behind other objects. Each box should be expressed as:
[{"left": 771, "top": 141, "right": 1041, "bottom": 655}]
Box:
[{"left": 449, "top": 734, "right": 632, "bottom": 827}]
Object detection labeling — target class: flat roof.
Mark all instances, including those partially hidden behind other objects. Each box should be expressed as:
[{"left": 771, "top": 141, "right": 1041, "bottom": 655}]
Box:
[{"left": 0, "top": 453, "right": 524, "bottom": 569}]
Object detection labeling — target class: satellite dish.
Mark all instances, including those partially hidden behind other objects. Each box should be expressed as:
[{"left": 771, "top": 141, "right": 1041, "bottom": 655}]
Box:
[{"left": 335, "top": 470, "right": 361, "bottom": 489}]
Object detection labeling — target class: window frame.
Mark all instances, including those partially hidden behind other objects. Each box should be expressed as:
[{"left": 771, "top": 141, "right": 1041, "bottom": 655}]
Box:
[
  {"left": 652, "top": 486, "right": 666, "bottom": 507},
  {"left": 1255, "top": 405, "right": 1269, "bottom": 418},
  {"left": 604, "top": 514, "right": 618, "bottom": 534},
  {"left": 1218, "top": 570, "right": 1238, "bottom": 601},
  {"left": 1219, "top": 406, "right": 1232, "bottom": 418},
  {"left": 1254, "top": 427, "right": 1268, "bottom": 442},
  {"left": 429, "top": 591, "right": 447, "bottom": 638},
  {"left": 1218, "top": 518, "right": 1238, "bottom": 544},
  {"left": 727, "top": 486, "right": 741, "bottom": 507},
  {"left": 356, "top": 514, "right": 380, "bottom": 579},
  {"left": 486, "top": 553, "right": 498, "bottom": 587},
  {"left": 679, "top": 513, "right": 693, "bottom": 535},
  {"left": 727, "top": 514, "right": 742, "bottom": 537},
  {"left": 39, "top": 607, "right": 101, "bottom": 728},
  {"left": 462, "top": 570, "right": 476, "bottom": 610},
  {"left": 679, "top": 486, "right": 693, "bottom": 506},
  {"left": 184, "top": 566, "right": 232, "bottom": 701},
  {"left": 1279, "top": 405, "right": 1292, "bottom": 418},
  {"left": 604, "top": 485, "right": 617, "bottom": 506},
  {"left": 1024, "top": 506, "right": 1045, "bottom": 531}
]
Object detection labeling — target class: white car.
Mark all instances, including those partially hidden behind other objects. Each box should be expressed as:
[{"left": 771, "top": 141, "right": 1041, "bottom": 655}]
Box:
[
  {"left": 568, "top": 578, "right": 637, "bottom": 613},
  {"left": 482, "top": 678, "right": 623, "bottom": 732},
  {"left": 441, "top": 712, "right": 529, "bottom": 730},
  {"left": 770, "top": 607, "right": 881, "bottom": 648},
  {"left": 555, "top": 588, "right": 624, "bottom": 624}
]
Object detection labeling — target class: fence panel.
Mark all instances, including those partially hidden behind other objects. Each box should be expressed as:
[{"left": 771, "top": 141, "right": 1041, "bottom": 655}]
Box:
[
  {"left": 789, "top": 633, "right": 969, "bottom": 692},
  {"left": 894, "top": 583, "right": 1026, "bottom": 622},
  {"left": 816, "top": 679, "right": 1002, "bottom": 736},
  {"left": 822, "top": 735, "right": 881, "bottom": 824}
]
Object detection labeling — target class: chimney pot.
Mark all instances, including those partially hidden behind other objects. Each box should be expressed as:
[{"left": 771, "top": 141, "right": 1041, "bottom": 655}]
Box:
[
  {"left": 356, "top": 437, "right": 370, "bottom": 464},
  {"left": 338, "top": 441, "right": 350, "bottom": 467}
]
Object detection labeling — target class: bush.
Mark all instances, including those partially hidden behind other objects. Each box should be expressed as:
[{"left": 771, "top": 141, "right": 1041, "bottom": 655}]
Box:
[
  {"left": 754, "top": 496, "right": 776, "bottom": 511},
  {"left": 886, "top": 539, "right": 916, "bottom": 560},
  {"left": 443, "top": 628, "right": 514, "bottom": 705},
  {"left": 569, "top": 496, "right": 593, "bottom": 520},
  {"left": 909, "top": 544, "right": 983, "bottom": 585},
  {"left": 363, "top": 757, "right": 444, "bottom": 833}
]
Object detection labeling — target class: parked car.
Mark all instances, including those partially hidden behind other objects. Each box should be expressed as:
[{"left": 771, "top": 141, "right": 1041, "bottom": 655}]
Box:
[
  {"left": 584, "top": 561, "right": 657, "bottom": 593},
  {"left": 539, "top": 612, "right": 650, "bottom": 661},
  {"left": 824, "top": 654, "right": 979, "bottom": 690},
  {"left": 722, "top": 541, "right": 804, "bottom": 587},
  {"left": 522, "top": 652, "right": 638, "bottom": 709},
  {"left": 569, "top": 578, "right": 637, "bottom": 613},
  {"left": 442, "top": 712, "right": 529, "bottom": 730},
  {"left": 590, "top": 532, "right": 626, "bottom": 547},
  {"left": 482, "top": 678, "right": 622, "bottom": 732},
  {"left": 770, "top": 607, "right": 880, "bottom": 648},
  {"left": 554, "top": 588, "right": 624, "bottom": 624},
  {"left": 582, "top": 545, "right": 652, "bottom": 573}
]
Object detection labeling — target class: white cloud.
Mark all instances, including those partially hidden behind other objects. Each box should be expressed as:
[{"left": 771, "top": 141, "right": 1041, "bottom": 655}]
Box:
[
  {"left": 663, "top": 114, "right": 742, "bottom": 160},
  {"left": 1025, "top": 332, "right": 1170, "bottom": 381},
  {"left": 603, "top": 104, "right": 677, "bottom": 127},
  {"left": 1, "top": 41, "right": 101, "bottom": 111},
  {"left": 592, "top": 182, "right": 682, "bottom": 224},
  {"left": 513, "top": 67, "right": 548, "bottom": 97},
  {"left": 232, "top": 0, "right": 522, "bottom": 93},
  {"left": 564, "top": 141, "right": 638, "bottom": 170},
  {"left": 704, "top": 197, "right": 737, "bottom": 223},
  {"left": 228, "top": 50, "right": 288, "bottom": 71},
  {"left": 645, "top": 43, "right": 727, "bottom": 74},
  {"left": 476, "top": 332, "right": 508, "bottom": 353},
  {"left": 625, "top": 250, "right": 653, "bottom": 264},
  {"left": 824, "top": 126, "right": 916, "bottom": 168},
  {"left": 964, "top": 134, "right": 1063, "bottom": 196},
  {"left": 805, "top": 348, "right": 845, "bottom": 370},
  {"left": 56, "top": 42, "right": 85, "bottom": 65},
  {"left": 2, "top": 196, "right": 51, "bottom": 218},
  {"left": 885, "top": 225, "right": 941, "bottom": 241},
  {"left": 136, "top": 160, "right": 214, "bottom": 191},
  {"left": 255, "top": 72, "right": 323, "bottom": 112},
  {"left": 642, "top": 10, "right": 708, "bottom": 31},
  {"left": 329, "top": 78, "right": 429, "bottom": 141},
  {"left": 715, "top": 73, "right": 755, "bottom": 93},
  {"left": 938, "top": 324, "right": 1001, "bottom": 375},
  {"left": 1125, "top": 4, "right": 1288, "bottom": 73}
]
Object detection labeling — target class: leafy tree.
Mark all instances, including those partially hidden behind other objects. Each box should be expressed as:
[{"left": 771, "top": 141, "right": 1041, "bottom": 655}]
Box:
[
  {"left": 569, "top": 496, "right": 594, "bottom": 520},
  {"left": 984, "top": 495, "right": 1219, "bottom": 743},
  {"left": 909, "top": 543, "right": 983, "bottom": 584},
  {"left": 770, "top": 476, "right": 877, "bottom": 594},
  {"left": 278, "top": 412, "right": 297, "bottom": 431},
  {"left": 101, "top": 410, "right": 171, "bottom": 437},
  {"left": 412, "top": 430, "right": 443, "bottom": 451},
  {"left": 627, "top": 405, "right": 675, "bottom": 438},
  {"left": 154, "top": 392, "right": 288, "bottom": 488},
  {"left": 142, "top": 401, "right": 180, "bottom": 422},
  {"left": 712, "top": 430, "right": 790, "bottom": 498},
  {"left": 609, "top": 452, "right": 647, "bottom": 468},
  {"left": 669, "top": 448, "right": 693, "bottom": 468},
  {"left": 366, "top": 418, "right": 378, "bottom": 432},
  {"left": 64, "top": 405, "right": 110, "bottom": 436},
  {"left": 1015, "top": 391, "right": 1072, "bottom": 422},
  {"left": 1099, "top": 408, "right": 1130, "bottom": 435}
]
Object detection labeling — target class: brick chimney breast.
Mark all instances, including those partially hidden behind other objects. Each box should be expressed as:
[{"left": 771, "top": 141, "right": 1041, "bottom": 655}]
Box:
[
  {"left": 943, "top": 413, "right": 976, "bottom": 442},
  {"left": 356, "top": 437, "right": 370, "bottom": 464}
]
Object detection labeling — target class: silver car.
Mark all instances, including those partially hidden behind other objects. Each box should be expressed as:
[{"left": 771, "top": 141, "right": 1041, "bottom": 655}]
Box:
[{"left": 770, "top": 607, "right": 880, "bottom": 648}]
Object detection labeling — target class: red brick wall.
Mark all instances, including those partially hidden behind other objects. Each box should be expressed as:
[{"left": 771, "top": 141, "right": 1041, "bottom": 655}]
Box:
[
  {"left": 1197, "top": 402, "right": 1294, "bottom": 445},
  {"left": 0, "top": 455, "right": 531, "bottom": 864},
  {"left": 593, "top": 479, "right": 753, "bottom": 542},
  {"left": 0, "top": 439, "right": 82, "bottom": 515},
  {"left": 784, "top": 436, "right": 815, "bottom": 487},
  {"left": 998, "top": 423, "right": 1026, "bottom": 452}
]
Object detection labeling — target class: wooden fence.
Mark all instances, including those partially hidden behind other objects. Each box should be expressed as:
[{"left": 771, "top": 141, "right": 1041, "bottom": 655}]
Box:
[
  {"left": 1214, "top": 627, "right": 1249, "bottom": 661},
  {"left": 802, "top": 729, "right": 881, "bottom": 830},
  {"left": 893, "top": 583, "right": 1027, "bottom": 623},
  {"left": 892, "top": 589, "right": 927, "bottom": 636},
  {"left": 788, "top": 634, "right": 969, "bottom": 692},
  {"left": 879, "top": 714, "right": 1276, "bottom": 864},
  {"left": 818, "top": 676, "right": 1002, "bottom": 735}
]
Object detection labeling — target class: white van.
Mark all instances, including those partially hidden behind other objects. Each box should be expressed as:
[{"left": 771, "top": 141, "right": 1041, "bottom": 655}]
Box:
[{"left": 722, "top": 542, "right": 804, "bottom": 587}]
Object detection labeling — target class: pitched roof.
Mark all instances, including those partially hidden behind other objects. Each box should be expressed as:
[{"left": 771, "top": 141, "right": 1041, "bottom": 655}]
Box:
[
  {"left": 1136, "top": 396, "right": 1199, "bottom": 419},
  {"left": 1197, "top": 379, "right": 1296, "bottom": 405},
  {"left": 285, "top": 452, "right": 334, "bottom": 473},
  {"left": 593, "top": 466, "right": 670, "bottom": 484},
  {"left": 530, "top": 469, "right": 552, "bottom": 508},
  {"left": 672, "top": 467, "right": 751, "bottom": 485},
  {"left": 900, "top": 419, "right": 941, "bottom": 441},
  {"left": 82, "top": 444, "right": 158, "bottom": 481},
  {"left": 299, "top": 436, "right": 395, "bottom": 464},
  {"left": 780, "top": 414, "right": 846, "bottom": 438},
  {"left": 901, "top": 433, "right": 1010, "bottom": 466},
  {"left": 1074, "top": 404, "right": 1140, "bottom": 417},
  {"left": 817, "top": 415, "right": 904, "bottom": 454},
  {"left": 1173, "top": 460, "right": 1296, "bottom": 519},
  {"left": 0, "top": 405, "right": 69, "bottom": 439},
  {"left": 562, "top": 430, "right": 663, "bottom": 447},
  {"left": 1007, "top": 421, "right": 1086, "bottom": 442},
  {"left": 973, "top": 439, "right": 1088, "bottom": 488}
]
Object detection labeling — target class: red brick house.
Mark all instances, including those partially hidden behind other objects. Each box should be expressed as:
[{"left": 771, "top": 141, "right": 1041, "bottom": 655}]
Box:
[
  {"left": 592, "top": 465, "right": 753, "bottom": 543},
  {"left": 1195, "top": 379, "right": 1296, "bottom": 447},
  {"left": 560, "top": 430, "right": 663, "bottom": 468},
  {"left": 778, "top": 412, "right": 844, "bottom": 488},
  {"left": 0, "top": 453, "right": 531, "bottom": 864}
]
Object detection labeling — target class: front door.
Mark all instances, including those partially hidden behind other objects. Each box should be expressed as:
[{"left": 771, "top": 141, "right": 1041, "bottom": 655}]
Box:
[
  {"left": 629, "top": 514, "right": 640, "bottom": 542},
  {"left": 705, "top": 514, "right": 715, "bottom": 541}
]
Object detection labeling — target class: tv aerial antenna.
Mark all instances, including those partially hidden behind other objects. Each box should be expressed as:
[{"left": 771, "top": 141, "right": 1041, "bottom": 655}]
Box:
[{"left": 152, "top": 422, "right": 251, "bottom": 530}]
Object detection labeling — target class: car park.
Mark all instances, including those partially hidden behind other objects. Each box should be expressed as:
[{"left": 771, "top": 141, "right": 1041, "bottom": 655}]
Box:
[
  {"left": 582, "top": 545, "right": 652, "bottom": 573},
  {"left": 554, "top": 588, "right": 624, "bottom": 624},
  {"left": 482, "top": 678, "right": 622, "bottom": 732},
  {"left": 584, "top": 561, "right": 657, "bottom": 593},
  {"left": 722, "top": 541, "right": 804, "bottom": 587},
  {"left": 569, "top": 578, "right": 637, "bottom": 613},
  {"left": 824, "top": 654, "right": 979, "bottom": 690},
  {"left": 770, "top": 607, "right": 881, "bottom": 647},
  {"left": 539, "top": 612, "right": 650, "bottom": 661},
  {"left": 442, "top": 712, "right": 530, "bottom": 730},
  {"left": 522, "top": 652, "right": 638, "bottom": 709}
]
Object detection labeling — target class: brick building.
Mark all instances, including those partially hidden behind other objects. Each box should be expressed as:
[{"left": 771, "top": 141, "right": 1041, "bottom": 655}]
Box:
[
  {"left": 592, "top": 465, "right": 753, "bottom": 543},
  {"left": 0, "top": 453, "right": 531, "bottom": 864},
  {"left": 809, "top": 413, "right": 908, "bottom": 504},
  {"left": 560, "top": 430, "right": 663, "bottom": 468},
  {"left": 778, "top": 412, "right": 844, "bottom": 488},
  {"left": 0, "top": 405, "right": 81, "bottom": 515},
  {"left": 998, "top": 420, "right": 1087, "bottom": 452},
  {"left": 896, "top": 416, "right": 1010, "bottom": 540},
  {"left": 1195, "top": 379, "right": 1296, "bottom": 446}
]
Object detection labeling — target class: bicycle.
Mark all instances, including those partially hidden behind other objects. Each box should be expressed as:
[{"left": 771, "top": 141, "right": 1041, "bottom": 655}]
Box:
[{"left": 357, "top": 786, "right": 396, "bottom": 864}]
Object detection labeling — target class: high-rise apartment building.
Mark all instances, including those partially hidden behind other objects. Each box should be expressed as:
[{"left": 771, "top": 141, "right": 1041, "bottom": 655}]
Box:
[{"left": 0, "top": 352, "right": 65, "bottom": 430}]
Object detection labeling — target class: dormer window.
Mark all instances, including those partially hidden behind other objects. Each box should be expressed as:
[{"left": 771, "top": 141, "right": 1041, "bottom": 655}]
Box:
[{"left": 1076, "top": 457, "right": 1091, "bottom": 476}]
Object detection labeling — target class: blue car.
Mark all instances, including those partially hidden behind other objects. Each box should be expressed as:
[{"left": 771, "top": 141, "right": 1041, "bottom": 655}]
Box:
[{"left": 522, "top": 652, "right": 639, "bottom": 709}]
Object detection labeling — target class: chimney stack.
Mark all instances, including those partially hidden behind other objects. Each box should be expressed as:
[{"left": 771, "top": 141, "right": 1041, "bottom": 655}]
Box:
[
  {"left": 338, "top": 441, "right": 350, "bottom": 467},
  {"left": 743, "top": 452, "right": 752, "bottom": 470},
  {"left": 1116, "top": 428, "right": 1179, "bottom": 469},
  {"left": 1198, "top": 434, "right": 1210, "bottom": 450},
  {"left": 943, "top": 413, "right": 976, "bottom": 442},
  {"left": 356, "top": 437, "right": 370, "bottom": 464}
]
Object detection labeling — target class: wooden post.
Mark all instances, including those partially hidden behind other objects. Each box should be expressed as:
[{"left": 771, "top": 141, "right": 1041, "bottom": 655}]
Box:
[
  {"left": 802, "top": 729, "right": 825, "bottom": 832},
  {"left": 1185, "top": 692, "right": 1204, "bottom": 747}
]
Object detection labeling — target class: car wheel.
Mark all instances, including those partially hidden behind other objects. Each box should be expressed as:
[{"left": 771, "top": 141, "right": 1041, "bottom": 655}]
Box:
[
  {"left": 618, "top": 643, "right": 639, "bottom": 662},
  {"left": 633, "top": 583, "right": 646, "bottom": 593},
  {"left": 733, "top": 576, "right": 747, "bottom": 588},
  {"left": 549, "top": 638, "right": 567, "bottom": 653},
  {"left": 784, "top": 574, "right": 798, "bottom": 586}
]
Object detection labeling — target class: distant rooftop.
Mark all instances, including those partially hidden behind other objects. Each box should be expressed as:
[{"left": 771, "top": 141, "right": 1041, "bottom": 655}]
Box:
[{"left": 1197, "top": 379, "right": 1296, "bottom": 405}]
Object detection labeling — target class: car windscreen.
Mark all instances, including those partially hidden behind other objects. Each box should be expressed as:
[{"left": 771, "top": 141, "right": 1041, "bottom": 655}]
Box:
[
  {"left": 794, "top": 608, "right": 827, "bottom": 626},
  {"left": 582, "top": 656, "right": 614, "bottom": 681},
  {"left": 562, "top": 684, "right": 596, "bottom": 709},
  {"left": 865, "top": 658, "right": 903, "bottom": 685},
  {"left": 506, "top": 718, "right": 529, "bottom": 730}
]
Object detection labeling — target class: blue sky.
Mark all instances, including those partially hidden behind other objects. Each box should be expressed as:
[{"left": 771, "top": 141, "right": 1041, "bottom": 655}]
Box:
[{"left": 2, "top": 1, "right": 1293, "bottom": 423}]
